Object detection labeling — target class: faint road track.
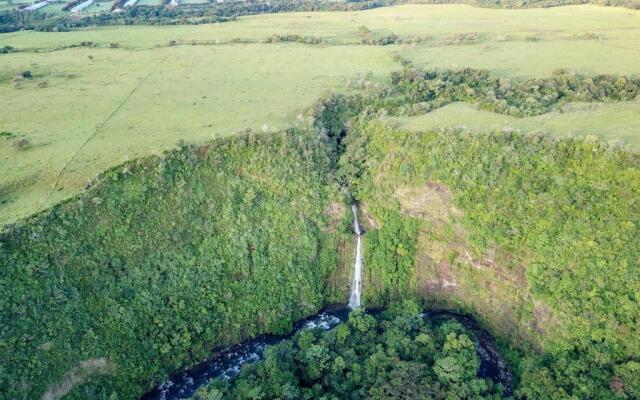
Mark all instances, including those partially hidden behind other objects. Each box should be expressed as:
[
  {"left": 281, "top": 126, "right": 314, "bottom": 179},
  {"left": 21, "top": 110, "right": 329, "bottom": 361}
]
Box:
[{"left": 39, "top": 54, "right": 170, "bottom": 213}]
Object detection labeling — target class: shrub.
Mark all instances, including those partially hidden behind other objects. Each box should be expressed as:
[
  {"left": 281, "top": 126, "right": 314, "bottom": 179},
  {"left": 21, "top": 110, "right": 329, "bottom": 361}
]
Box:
[{"left": 11, "top": 137, "right": 31, "bottom": 150}]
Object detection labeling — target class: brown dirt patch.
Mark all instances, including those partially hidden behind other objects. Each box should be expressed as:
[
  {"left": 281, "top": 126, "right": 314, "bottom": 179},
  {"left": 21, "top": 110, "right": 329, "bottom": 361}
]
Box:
[{"left": 394, "top": 182, "right": 462, "bottom": 226}]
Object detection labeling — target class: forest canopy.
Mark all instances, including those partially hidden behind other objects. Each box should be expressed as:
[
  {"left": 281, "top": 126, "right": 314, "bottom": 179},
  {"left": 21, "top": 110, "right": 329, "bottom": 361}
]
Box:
[{"left": 194, "top": 303, "right": 508, "bottom": 400}]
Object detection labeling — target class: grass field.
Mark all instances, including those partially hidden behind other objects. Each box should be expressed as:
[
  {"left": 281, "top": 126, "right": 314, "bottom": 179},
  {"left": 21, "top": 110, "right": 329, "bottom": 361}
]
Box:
[
  {"left": 40, "top": 2, "right": 65, "bottom": 13},
  {"left": 0, "top": 44, "right": 394, "bottom": 223},
  {"left": 0, "top": 0, "right": 14, "bottom": 12},
  {"left": 393, "top": 101, "right": 640, "bottom": 148},
  {"left": 84, "top": 1, "right": 113, "bottom": 13},
  {"left": 1, "top": 4, "right": 640, "bottom": 224}
]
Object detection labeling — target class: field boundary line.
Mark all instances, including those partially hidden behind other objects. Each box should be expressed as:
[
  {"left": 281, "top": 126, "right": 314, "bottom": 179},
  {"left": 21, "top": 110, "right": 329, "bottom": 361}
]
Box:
[{"left": 38, "top": 54, "right": 170, "bottom": 213}]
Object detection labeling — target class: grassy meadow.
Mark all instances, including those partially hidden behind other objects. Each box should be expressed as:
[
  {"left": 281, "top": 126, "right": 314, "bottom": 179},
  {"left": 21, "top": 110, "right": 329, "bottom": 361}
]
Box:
[
  {"left": 394, "top": 101, "right": 640, "bottom": 147},
  {"left": 1, "top": 4, "right": 640, "bottom": 224}
]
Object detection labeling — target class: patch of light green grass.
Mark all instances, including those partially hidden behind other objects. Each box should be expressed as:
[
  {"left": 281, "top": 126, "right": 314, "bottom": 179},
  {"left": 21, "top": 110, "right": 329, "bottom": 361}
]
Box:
[
  {"left": 1, "top": 4, "right": 640, "bottom": 55},
  {"left": 82, "top": 0, "right": 112, "bottom": 13},
  {"left": 392, "top": 101, "right": 640, "bottom": 148},
  {"left": 39, "top": 2, "right": 67, "bottom": 15},
  {"left": 135, "top": 0, "right": 162, "bottom": 5},
  {"left": 0, "top": 1, "right": 15, "bottom": 11},
  {"left": 0, "top": 43, "right": 395, "bottom": 224},
  {"left": 402, "top": 39, "right": 640, "bottom": 78}
]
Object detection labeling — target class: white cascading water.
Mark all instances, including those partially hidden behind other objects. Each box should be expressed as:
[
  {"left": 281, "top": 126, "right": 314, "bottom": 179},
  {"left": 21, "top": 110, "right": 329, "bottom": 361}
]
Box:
[{"left": 348, "top": 204, "right": 363, "bottom": 309}]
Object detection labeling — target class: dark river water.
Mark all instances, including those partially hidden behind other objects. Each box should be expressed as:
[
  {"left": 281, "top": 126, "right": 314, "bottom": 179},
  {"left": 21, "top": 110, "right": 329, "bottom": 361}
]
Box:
[{"left": 141, "top": 307, "right": 512, "bottom": 400}]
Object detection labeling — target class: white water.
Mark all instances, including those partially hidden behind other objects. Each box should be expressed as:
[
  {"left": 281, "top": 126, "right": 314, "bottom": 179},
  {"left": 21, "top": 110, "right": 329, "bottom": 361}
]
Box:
[{"left": 348, "top": 205, "right": 363, "bottom": 309}]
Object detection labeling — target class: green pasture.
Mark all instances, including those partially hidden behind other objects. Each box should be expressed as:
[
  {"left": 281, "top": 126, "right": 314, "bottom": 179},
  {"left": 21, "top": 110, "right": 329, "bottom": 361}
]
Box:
[
  {"left": 393, "top": 101, "right": 640, "bottom": 148},
  {"left": 83, "top": 1, "right": 113, "bottom": 13},
  {"left": 2, "top": 4, "right": 640, "bottom": 54},
  {"left": 0, "top": 43, "right": 393, "bottom": 224},
  {"left": 0, "top": 1, "right": 14, "bottom": 12},
  {"left": 1, "top": 4, "right": 640, "bottom": 224},
  {"left": 39, "top": 2, "right": 66, "bottom": 14}
]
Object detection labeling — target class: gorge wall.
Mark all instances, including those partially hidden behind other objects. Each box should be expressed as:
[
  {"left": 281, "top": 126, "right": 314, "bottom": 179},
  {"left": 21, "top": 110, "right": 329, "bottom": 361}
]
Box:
[{"left": 341, "top": 119, "right": 640, "bottom": 398}]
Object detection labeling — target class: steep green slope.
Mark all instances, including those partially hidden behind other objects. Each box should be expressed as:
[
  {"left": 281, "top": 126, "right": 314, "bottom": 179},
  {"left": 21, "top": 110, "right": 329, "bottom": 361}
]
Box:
[
  {"left": 306, "top": 66, "right": 640, "bottom": 399},
  {"left": 0, "top": 128, "right": 351, "bottom": 399},
  {"left": 339, "top": 118, "right": 640, "bottom": 399}
]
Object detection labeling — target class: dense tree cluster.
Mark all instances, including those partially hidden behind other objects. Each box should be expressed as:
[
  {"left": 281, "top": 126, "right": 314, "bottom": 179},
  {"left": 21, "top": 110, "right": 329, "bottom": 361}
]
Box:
[
  {"left": 194, "top": 302, "right": 506, "bottom": 400},
  {"left": 0, "top": 129, "right": 350, "bottom": 399},
  {"left": 313, "top": 66, "right": 640, "bottom": 159},
  {"left": 363, "top": 211, "right": 419, "bottom": 304},
  {"left": 389, "top": 68, "right": 640, "bottom": 117}
]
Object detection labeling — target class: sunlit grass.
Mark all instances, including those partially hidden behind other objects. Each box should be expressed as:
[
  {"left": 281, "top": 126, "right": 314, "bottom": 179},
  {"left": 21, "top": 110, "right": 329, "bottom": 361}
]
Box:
[{"left": 1, "top": 4, "right": 640, "bottom": 223}]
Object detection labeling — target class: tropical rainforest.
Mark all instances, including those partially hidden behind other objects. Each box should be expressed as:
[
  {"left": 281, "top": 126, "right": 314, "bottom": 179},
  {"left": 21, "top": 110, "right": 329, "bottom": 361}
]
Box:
[
  {"left": 0, "top": 129, "right": 351, "bottom": 399},
  {"left": 193, "top": 303, "right": 508, "bottom": 400},
  {"left": 1, "top": 1, "right": 640, "bottom": 400}
]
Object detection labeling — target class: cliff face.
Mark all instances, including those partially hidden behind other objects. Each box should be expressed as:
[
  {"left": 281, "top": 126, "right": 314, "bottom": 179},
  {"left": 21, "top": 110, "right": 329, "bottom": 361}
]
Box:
[{"left": 366, "top": 181, "right": 542, "bottom": 346}]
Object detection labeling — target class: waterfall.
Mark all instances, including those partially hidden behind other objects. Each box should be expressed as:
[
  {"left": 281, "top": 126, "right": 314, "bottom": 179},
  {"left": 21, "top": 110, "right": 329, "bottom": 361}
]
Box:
[{"left": 348, "top": 204, "right": 363, "bottom": 309}]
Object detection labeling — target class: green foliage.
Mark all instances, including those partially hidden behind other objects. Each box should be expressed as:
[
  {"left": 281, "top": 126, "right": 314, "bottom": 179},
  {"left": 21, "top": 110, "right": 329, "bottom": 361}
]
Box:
[
  {"left": 2, "top": 62, "right": 640, "bottom": 399},
  {"left": 364, "top": 210, "right": 419, "bottom": 304},
  {"left": 0, "top": 0, "right": 388, "bottom": 33},
  {"left": 389, "top": 67, "right": 640, "bottom": 117},
  {"left": 316, "top": 66, "right": 640, "bottom": 398},
  {"left": 195, "top": 306, "right": 504, "bottom": 399},
  {"left": 0, "top": 128, "right": 346, "bottom": 399},
  {"left": 0, "top": 44, "right": 16, "bottom": 53},
  {"left": 265, "top": 34, "right": 324, "bottom": 45},
  {"left": 338, "top": 116, "right": 640, "bottom": 397}
]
